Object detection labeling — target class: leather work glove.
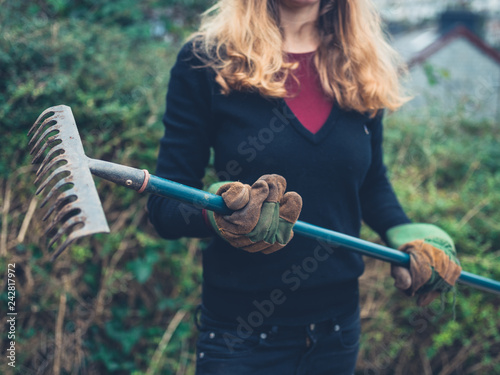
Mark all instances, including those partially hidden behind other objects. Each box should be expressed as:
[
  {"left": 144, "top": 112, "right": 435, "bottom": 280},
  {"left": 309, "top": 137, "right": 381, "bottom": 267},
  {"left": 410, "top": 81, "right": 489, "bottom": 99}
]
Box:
[
  {"left": 206, "top": 174, "right": 302, "bottom": 254},
  {"left": 386, "top": 223, "right": 462, "bottom": 306}
]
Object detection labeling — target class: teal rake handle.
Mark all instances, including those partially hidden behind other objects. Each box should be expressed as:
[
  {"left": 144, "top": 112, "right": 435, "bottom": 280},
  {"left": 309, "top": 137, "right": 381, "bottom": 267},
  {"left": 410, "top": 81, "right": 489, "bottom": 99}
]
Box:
[{"left": 142, "top": 174, "right": 500, "bottom": 297}]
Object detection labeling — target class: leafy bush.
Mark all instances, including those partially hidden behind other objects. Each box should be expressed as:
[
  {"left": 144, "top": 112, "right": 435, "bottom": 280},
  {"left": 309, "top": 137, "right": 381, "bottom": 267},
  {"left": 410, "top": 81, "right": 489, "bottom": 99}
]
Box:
[
  {"left": 0, "top": 1, "right": 209, "bottom": 374},
  {"left": 0, "top": 1, "right": 498, "bottom": 374},
  {"left": 358, "top": 112, "right": 500, "bottom": 375}
]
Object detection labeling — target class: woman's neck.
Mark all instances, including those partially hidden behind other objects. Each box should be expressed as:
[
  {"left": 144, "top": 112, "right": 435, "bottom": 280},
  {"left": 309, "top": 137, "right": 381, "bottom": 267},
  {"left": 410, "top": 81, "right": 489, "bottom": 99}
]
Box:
[{"left": 279, "top": 2, "right": 320, "bottom": 53}]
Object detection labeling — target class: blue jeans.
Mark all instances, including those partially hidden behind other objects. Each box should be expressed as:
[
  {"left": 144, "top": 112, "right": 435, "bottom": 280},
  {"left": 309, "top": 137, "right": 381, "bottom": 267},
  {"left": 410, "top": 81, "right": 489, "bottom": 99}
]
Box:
[{"left": 195, "top": 305, "right": 360, "bottom": 375}]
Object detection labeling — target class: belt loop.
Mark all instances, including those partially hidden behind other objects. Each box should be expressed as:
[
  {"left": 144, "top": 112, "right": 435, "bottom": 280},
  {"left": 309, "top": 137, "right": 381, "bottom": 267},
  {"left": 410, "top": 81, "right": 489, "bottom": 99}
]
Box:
[{"left": 269, "top": 325, "right": 279, "bottom": 338}]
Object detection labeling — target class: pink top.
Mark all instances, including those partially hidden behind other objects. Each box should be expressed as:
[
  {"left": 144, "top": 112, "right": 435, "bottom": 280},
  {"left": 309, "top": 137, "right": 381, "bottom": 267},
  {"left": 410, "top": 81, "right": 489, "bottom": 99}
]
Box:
[{"left": 285, "top": 51, "right": 333, "bottom": 134}]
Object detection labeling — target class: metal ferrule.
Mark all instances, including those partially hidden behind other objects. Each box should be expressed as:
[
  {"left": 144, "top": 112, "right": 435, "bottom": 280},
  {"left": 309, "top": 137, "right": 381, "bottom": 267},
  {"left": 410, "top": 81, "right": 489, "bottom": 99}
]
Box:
[{"left": 88, "top": 158, "right": 146, "bottom": 191}]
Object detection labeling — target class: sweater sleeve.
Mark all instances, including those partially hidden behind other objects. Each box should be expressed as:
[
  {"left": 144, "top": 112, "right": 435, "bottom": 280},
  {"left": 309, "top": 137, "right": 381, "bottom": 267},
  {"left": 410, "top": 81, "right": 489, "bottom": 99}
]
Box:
[
  {"left": 147, "top": 42, "right": 215, "bottom": 240},
  {"left": 359, "top": 111, "right": 411, "bottom": 241}
]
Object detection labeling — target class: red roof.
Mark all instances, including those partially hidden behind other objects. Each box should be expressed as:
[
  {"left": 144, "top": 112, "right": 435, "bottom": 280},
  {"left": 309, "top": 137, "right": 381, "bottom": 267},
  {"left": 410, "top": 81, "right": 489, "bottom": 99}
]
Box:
[{"left": 408, "top": 25, "right": 500, "bottom": 68}]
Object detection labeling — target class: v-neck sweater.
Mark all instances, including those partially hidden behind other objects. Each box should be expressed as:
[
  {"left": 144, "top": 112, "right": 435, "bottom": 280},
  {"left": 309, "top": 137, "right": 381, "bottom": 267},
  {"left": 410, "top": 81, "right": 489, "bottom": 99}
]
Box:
[
  {"left": 147, "top": 42, "right": 411, "bottom": 324},
  {"left": 284, "top": 51, "right": 333, "bottom": 134}
]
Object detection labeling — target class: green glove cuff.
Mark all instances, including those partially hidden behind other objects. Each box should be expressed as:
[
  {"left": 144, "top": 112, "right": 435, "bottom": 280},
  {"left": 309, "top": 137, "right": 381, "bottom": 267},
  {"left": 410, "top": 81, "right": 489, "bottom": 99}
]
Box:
[
  {"left": 386, "top": 223, "right": 459, "bottom": 264},
  {"left": 206, "top": 181, "right": 231, "bottom": 238}
]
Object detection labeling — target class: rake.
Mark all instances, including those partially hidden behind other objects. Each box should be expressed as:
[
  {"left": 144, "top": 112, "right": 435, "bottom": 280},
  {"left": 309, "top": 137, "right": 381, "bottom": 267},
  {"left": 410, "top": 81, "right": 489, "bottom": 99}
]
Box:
[{"left": 28, "top": 105, "right": 500, "bottom": 296}]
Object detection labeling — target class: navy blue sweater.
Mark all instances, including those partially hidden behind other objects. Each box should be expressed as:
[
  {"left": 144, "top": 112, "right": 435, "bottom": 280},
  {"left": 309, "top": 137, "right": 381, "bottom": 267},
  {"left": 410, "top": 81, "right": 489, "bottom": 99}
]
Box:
[{"left": 147, "top": 43, "right": 410, "bottom": 324}]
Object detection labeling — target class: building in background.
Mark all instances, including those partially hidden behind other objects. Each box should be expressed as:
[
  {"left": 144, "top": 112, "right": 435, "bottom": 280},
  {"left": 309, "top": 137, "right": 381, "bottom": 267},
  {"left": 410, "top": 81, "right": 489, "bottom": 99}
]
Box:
[
  {"left": 374, "top": 0, "right": 500, "bottom": 33},
  {"left": 384, "top": 5, "right": 500, "bottom": 121}
]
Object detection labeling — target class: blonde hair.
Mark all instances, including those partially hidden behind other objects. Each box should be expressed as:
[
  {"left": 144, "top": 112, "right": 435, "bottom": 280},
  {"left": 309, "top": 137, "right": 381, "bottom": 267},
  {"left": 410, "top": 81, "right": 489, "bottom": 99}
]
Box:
[{"left": 191, "top": 0, "right": 408, "bottom": 115}]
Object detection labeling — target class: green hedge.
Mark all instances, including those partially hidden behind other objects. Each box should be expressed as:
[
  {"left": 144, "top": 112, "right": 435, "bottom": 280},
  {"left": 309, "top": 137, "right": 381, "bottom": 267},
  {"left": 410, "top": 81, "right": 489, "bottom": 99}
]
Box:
[
  {"left": 0, "top": 2, "right": 498, "bottom": 374},
  {"left": 357, "top": 113, "right": 500, "bottom": 374}
]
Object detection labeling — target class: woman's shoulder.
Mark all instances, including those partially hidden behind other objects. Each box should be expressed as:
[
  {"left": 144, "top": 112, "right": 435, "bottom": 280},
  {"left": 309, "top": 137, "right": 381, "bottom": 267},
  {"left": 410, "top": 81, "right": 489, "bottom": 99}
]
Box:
[
  {"left": 167, "top": 39, "right": 218, "bottom": 98},
  {"left": 175, "top": 39, "right": 202, "bottom": 65},
  {"left": 169, "top": 38, "right": 218, "bottom": 87},
  {"left": 175, "top": 37, "right": 213, "bottom": 68}
]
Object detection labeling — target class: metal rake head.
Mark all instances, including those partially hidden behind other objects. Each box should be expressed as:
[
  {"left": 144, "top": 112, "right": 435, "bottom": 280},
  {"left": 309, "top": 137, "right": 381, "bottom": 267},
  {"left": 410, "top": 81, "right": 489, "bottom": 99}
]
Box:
[{"left": 28, "top": 105, "right": 110, "bottom": 260}]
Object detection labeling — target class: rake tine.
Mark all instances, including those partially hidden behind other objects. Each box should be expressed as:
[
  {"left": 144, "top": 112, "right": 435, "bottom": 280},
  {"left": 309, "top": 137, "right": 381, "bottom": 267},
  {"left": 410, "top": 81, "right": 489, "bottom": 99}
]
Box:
[
  {"left": 35, "top": 165, "right": 70, "bottom": 194},
  {"left": 43, "top": 216, "right": 60, "bottom": 238},
  {"left": 35, "top": 143, "right": 65, "bottom": 173},
  {"left": 28, "top": 113, "right": 58, "bottom": 142},
  {"left": 28, "top": 109, "right": 58, "bottom": 138},
  {"left": 50, "top": 228, "right": 88, "bottom": 261},
  {"left": 36, "top": 152, "right": 67, "bottom": 178},
  {"left": 28, "top": 122, "right": 62, "bottom": 150},
  {"left": 32, "top": 136, "right": 62, "bottom": 165},
  {"left": 40, "top": 181, "right": 74, "bottom": 209},
  {"left": 44, "top": 202, "right": 81, "bottom": 237},
  {"left": 28, "top": 115, "right": 57, "bottom": 146},
  {"left": 47, "top": 216, "right": 85, "bottom": 250},
  {"left": 28, "top": 113, "right": 59, "bottom": 146},
  {"left": 42, "top": 191, "right": 77, "bottom": 222}
]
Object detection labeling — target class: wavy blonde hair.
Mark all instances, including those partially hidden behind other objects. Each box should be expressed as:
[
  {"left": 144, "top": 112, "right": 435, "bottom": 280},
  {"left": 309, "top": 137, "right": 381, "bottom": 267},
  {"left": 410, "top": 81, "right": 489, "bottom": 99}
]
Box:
[{"left": 191, "top": 0, "right": 408, "bottom": 115}]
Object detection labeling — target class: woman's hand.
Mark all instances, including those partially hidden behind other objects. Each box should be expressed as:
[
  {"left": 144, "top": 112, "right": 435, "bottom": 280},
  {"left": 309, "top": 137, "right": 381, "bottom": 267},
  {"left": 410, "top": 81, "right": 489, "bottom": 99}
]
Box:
[
  {"left": 207, "top": 174, "right": 302, "bottom": 254},
  {"left": 387, "top": 223, "right": 462, "bottom": 306}
]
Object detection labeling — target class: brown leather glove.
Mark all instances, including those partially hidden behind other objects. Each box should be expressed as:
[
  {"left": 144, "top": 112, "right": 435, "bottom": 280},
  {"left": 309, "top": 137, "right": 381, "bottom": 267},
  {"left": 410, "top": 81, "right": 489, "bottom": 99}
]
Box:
[
  {"left": 207, "top": 174, "right": 302, "bottom": 254},
  {"left": 387, "top": 224, "right": 462, "bottom": 306}
]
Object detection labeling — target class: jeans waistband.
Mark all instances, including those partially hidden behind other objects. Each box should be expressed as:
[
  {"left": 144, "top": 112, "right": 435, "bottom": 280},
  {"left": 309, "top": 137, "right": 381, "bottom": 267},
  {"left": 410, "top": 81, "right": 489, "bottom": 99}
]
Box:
[{"left": 195, "top": 303, "right": 360, "bottom": 338}]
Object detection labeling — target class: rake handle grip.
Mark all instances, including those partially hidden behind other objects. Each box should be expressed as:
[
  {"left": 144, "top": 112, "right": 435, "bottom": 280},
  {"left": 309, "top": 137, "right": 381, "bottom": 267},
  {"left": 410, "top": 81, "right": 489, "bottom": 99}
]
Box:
[{"left": 87, "top": 161, "right": 500, "bottom": 296}]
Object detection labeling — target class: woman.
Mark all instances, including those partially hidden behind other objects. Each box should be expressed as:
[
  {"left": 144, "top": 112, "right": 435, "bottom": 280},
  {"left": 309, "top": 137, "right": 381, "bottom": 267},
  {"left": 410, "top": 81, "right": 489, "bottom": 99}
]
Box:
[{"left": 147, "top": 1, "right": 461, "bottom": 374}]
